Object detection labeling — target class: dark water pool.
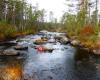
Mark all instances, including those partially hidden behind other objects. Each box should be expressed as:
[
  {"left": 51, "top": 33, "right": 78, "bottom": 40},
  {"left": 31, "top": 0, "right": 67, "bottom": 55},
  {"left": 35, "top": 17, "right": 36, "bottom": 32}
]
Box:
[{"left": 0, "top": 45, "right": 100, "bottom": 80}]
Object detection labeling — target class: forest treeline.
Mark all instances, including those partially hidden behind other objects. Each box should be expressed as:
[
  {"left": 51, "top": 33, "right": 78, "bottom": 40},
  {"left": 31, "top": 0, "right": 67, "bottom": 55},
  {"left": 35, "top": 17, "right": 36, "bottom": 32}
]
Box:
[
  {"left": 61, "top": 0, "right": 100, "bottom": 35},
  {"left": 61, "top": 0, "right": 100, "bottom": 49},
  {"left": 0, "top": 0, "right": 58, "bottom": 40},
  {"left": 0, "top": 0, "right": 100, "bottom": 43}
]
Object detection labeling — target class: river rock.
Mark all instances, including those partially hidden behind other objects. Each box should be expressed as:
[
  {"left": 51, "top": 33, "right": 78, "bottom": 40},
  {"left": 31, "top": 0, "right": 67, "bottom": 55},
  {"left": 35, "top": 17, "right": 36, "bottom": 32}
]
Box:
[
  {"left": 71, "top": 40, "right": 80, "bottom": 46},
  {"left": 3, "top": 49, "right": 20, "bottom": 56},
  {"left": 14, "top": 45, "right": 28, "bottom": 50},
  {"left": 60, "top": 37, "right": 69, "bottom": 44},
  {"left": 93, "top": 50, "right": 100, "bottom": 55}
]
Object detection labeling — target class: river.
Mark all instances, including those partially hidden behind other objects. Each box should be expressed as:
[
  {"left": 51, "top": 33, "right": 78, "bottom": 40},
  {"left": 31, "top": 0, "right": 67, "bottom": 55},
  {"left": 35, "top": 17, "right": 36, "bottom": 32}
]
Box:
[{"left": 0, "top": 35, "right": 100, "bottom": 80}]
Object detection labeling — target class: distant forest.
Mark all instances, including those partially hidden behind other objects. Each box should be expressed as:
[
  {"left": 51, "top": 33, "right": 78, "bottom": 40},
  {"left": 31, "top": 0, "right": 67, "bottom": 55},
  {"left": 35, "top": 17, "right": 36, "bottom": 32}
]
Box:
[{"left": 0, "top": 0, "right": 100, "bottom": 40}]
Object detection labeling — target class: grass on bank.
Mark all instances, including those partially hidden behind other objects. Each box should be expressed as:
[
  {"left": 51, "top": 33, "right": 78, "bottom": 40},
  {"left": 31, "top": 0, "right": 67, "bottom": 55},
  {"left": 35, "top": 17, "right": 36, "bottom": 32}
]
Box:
[
  {"left": 64, "top": 24, "right": 100, "bottom": 49},
  {"left": 0, "top": 23, "right": 35, "bottom": 41}
]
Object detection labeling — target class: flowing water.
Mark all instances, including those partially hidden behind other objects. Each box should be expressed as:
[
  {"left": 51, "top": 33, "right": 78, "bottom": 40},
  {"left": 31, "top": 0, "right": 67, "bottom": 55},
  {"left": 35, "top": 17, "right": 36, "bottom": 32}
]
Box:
[{"left": 0, "top": 39, "right": 100, "bottom": 80}]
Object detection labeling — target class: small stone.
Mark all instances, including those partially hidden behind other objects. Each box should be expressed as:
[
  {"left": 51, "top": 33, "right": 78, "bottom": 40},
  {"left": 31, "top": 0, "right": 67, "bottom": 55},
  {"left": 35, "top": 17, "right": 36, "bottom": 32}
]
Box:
[{"left": 71, "top": 40, "right": 80, "bottom": 46}]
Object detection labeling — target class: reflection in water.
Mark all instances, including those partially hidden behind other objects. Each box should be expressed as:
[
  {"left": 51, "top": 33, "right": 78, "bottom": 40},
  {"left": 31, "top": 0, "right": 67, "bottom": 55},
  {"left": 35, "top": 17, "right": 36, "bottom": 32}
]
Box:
[
  {"left": 0, "top": 57, "right": 23, "bottom": 80},
  {"left": 74, "top": 48, "right": 90, "bottom": 61},
  {"left": 74, "top": 48, "right": 100, "bottom": 80}
]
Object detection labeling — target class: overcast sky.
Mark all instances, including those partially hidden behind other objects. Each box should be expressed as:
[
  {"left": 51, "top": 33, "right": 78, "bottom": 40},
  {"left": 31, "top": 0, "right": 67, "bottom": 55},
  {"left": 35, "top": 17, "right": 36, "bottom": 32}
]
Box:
[
  {"left": 27, "top": 0, "right": 67, "bottom": 21},
  {"left": 27, "top": 0, "right": 100, "bottom": 21}
]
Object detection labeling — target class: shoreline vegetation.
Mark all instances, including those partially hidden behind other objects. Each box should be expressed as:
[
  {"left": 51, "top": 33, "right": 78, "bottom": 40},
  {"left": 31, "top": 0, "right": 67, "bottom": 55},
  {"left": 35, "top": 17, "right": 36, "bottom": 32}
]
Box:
[{"left": 69, "top": 26, "right": 100, "bottom": 55}]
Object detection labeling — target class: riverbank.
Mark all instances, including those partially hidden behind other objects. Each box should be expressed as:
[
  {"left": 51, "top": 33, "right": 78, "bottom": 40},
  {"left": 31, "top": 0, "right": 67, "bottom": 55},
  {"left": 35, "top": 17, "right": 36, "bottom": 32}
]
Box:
[
  {"left": 70, "top": 34, "right": 100, "bottom": 55},
  {"left": 0, "top": 32, "right": 34, "bottom": 42}
]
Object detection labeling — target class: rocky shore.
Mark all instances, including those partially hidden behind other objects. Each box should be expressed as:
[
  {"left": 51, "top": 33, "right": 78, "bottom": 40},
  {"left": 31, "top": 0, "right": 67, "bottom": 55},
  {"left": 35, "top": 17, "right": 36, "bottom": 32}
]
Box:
[
  {"left": 70, "top": 35, "right": 100, "bottom": 55},
  {"left": 0, "top": 31, "right": 100, "bottom": 56}
]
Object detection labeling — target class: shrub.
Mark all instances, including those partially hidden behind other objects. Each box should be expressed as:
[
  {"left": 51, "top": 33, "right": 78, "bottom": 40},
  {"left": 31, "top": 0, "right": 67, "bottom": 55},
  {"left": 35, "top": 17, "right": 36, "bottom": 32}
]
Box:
[{"left": 80, "top": 25, "right": 94, "bottom": 36}]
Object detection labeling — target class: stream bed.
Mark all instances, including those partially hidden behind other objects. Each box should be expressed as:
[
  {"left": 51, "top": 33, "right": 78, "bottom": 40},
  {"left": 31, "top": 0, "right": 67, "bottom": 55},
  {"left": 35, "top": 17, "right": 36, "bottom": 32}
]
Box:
[{"left": 0, "top": 34, "right": 100, "bottom": 80}]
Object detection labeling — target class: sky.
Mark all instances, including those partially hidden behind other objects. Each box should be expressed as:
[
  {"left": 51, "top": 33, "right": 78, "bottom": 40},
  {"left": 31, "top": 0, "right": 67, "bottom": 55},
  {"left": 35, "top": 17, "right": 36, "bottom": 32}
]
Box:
[
  {"left": 27, "top": 0, "right": 67, "bottom": 22},
  {"left": 27, "top": 0, "right": 100, "bottom": 21}
]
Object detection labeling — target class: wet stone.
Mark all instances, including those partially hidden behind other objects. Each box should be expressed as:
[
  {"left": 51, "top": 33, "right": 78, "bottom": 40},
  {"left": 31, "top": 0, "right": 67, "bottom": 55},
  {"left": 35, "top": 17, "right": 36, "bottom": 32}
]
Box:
[
  {"left": 2, "top": 49, "right": 20, "bottom": 56},
  {"left": 14, "top": 45, "right": 28, "bottom": 50}
]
